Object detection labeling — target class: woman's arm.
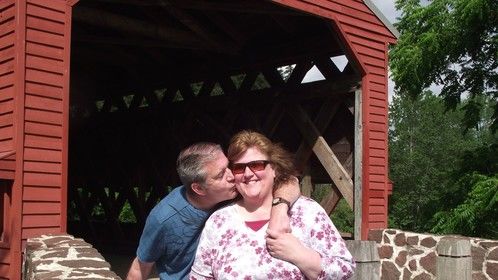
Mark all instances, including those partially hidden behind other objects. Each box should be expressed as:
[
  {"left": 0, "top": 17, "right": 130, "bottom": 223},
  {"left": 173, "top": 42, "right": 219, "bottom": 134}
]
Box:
[{"left": 267, "top": 198, "right": 355, "bottom": 279}]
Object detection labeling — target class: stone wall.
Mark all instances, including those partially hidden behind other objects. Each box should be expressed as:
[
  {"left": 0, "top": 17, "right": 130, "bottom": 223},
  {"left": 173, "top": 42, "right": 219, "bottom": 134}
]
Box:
[
  {"left": 23, "top": 234, "right": 121, "bottom": 280},
  {"left": 368, "top": 229, "right": 498, "bottom": 280}
]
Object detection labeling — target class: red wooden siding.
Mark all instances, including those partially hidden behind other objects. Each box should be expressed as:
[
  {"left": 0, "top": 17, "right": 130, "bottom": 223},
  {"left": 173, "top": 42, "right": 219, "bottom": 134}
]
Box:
[
  {"left": 21, "top": 0, "right": 67, "bottom": 242},
  {"left": 0, "top": 1, "right": 16, "bottom": 182},
  {"left": 272, "top": 0, "right": 395, "bottom": 239}
]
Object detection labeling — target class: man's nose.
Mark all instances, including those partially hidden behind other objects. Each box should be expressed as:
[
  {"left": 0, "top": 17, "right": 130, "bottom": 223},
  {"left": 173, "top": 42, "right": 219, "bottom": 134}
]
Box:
[{"left": 226, "top": 168, "right": 235, "bottom": 182}]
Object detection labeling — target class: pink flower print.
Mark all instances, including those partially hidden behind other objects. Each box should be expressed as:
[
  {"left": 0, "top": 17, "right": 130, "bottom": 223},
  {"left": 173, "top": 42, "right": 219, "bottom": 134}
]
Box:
[
  {"left": 316, "top": 231, "right": 324, "bottom": 240},
  {"left": 224, "top": 266, "right": 232, "bottom": 273},
  {"left": 244, "top": 276, "right": 252, "bottom": 280},
  {"left": 310, "top": 229, "right": 315, "bottom": 237},
  {"left": 255, "top": 247, "right": 263, "bottom": 254}
]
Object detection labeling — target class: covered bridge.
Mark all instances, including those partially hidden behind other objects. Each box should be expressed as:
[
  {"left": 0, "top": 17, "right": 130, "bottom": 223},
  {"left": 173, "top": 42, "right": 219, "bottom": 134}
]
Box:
[{"left": 0, "top": 0, "right": 397, "bottom": 278}]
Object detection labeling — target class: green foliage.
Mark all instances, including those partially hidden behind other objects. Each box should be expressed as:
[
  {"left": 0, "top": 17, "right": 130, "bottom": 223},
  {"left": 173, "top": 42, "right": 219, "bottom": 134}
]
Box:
[
  {"left": 431, "top": 173, "right": 498, "bottom": 238},
  {"left": 391, "top": 0, "right": 498, "bottom": 132},
  {"left": 388, "top": 91, "right": 482, "bottom": 231},
  {"left": 311, "top": 184, "right": 353, "bottom": 233}
]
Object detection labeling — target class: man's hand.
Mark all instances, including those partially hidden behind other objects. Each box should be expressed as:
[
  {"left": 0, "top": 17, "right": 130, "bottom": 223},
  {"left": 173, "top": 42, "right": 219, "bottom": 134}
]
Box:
[
  {"left": 268, "top": 176, "right": 300, "bottom": 233},
  {"left": 267, "top": 203, "right": 292, "bottom": 233}
]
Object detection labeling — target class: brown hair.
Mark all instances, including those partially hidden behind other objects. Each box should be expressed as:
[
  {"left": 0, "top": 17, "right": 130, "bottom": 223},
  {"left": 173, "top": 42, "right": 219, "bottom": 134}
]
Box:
[{"left": 227, "top": 130, "right": 298, "bottom": 186}]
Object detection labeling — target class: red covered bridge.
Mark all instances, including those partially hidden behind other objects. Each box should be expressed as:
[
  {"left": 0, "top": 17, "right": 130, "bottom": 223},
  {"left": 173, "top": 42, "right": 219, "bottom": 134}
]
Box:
[{"left": 0, "top": 0, "right": 397, "bottom": 278}]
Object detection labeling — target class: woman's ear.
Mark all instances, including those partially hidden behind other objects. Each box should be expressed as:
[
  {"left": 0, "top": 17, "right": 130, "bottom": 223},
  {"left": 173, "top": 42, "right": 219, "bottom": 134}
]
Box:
[{"left": 191, "top": 182, "right": 206, "bottom": 196}]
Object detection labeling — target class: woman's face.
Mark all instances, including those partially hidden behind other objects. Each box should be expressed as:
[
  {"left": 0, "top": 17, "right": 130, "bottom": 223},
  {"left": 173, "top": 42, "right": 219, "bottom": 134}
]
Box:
[{"left": 231, "top": 147, "right": 275, "bottom": 203}]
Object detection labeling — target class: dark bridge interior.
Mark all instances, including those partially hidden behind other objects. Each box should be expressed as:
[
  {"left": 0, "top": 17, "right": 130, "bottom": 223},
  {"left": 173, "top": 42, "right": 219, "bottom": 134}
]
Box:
[{"left": 68, "top": 0, "right": 360, "bottom": 253}]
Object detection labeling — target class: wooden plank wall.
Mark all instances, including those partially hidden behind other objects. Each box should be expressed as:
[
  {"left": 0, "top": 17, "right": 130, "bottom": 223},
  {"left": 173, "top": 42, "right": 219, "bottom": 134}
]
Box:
[
  {"left": 0, "top": 0, "right": 15, "bottom": 277},
  {"left": 272, "top": 0, "right": 396, "bottom": 239},
  {"left": 21, "top": 0, "right": 67, "bottom": 242},
  {"left": 0, "top": 1, "right": 16, "bottom": 183}
]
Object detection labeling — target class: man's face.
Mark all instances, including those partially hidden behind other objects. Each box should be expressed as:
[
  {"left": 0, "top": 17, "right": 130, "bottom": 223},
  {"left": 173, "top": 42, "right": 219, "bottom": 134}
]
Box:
[{"left": 201, "top": 150, "right": 237, "bottom": 204}]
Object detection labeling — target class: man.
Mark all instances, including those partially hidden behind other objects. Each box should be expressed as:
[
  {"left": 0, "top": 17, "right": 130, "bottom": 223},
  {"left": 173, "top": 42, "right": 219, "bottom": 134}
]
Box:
[{"left": 126, "top": 142, "right": 299, "bottom": 279}]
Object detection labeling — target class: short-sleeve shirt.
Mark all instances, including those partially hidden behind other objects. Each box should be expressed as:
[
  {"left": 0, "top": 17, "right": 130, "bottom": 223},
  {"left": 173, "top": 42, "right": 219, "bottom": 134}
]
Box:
[{"left": 137, "top": 186, "right": 210, "bottom": 280}]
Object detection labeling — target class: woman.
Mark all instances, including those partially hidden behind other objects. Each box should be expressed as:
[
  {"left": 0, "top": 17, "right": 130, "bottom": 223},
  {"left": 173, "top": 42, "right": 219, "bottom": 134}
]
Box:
[{"left": 190, "top": 131, "right": 355, "bottom": 279}]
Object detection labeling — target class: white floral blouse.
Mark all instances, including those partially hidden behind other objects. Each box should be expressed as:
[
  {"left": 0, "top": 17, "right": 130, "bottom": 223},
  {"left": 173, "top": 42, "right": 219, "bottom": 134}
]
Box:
[{"left": 190, "top": 196, "right": 355, "bottom": 280}]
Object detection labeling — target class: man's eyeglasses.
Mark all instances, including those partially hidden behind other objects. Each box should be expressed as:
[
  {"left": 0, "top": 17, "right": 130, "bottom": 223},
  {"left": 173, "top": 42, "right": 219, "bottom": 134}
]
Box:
[{"left": 231, "top": 160, "right": 270, "bottom": 175}]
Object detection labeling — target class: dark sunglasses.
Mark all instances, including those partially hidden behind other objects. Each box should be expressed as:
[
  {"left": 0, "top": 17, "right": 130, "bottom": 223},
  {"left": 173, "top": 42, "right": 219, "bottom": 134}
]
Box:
[{"left": 231, "top": 160, "right": 270, "bottom": 175}]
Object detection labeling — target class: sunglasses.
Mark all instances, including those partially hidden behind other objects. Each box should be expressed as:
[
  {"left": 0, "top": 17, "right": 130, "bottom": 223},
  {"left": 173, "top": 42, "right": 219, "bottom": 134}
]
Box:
[{"left": 231, "top": 160, "right": 270, "bottom": 175}]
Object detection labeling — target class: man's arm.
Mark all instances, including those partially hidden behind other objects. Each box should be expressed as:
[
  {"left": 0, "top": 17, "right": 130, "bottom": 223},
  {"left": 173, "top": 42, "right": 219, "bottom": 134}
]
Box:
[
  {"left": 268, "top": 176, "right": 300, "bottom": 233},
  {"left": 126, "top": 257, "right": 154, "bottom": 280}
]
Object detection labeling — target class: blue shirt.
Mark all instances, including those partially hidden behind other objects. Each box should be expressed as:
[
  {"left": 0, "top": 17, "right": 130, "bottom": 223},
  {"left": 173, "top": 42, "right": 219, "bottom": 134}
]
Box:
[{"left": 137, "top": 186, "right": 210, "bottom": 279}]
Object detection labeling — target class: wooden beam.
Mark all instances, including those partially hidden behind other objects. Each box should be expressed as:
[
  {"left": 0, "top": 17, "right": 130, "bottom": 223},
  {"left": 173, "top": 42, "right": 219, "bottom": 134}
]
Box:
[
  {"left": 158, "top": 0, "right": 239, "bottom": 54},
  {"left": 73, "top": 6, "right": 199, "bottom": 45},
  {"left": 320, "top": 187, "right": 341, "bottom": 213},
  {"left": 354, "top": 89, "right": 363, "bottom": 240},
  {"left": 288, "top": 103, "right": 354, "bottom": 208},
  {"left": 92, "top": 0, "right": 304, "bottom": 15}
]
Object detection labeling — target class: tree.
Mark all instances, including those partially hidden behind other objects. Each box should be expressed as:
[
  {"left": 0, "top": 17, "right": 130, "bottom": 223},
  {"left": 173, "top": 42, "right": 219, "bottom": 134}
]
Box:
[
  {"left": 390, "top": 0, "right": 498, "bottom": 132},
  {"left": 388, "top": 91, "right": 481, "bottom": 231},
  {"left": 431, "top": 173, "right": 498, "bottom": 238}
]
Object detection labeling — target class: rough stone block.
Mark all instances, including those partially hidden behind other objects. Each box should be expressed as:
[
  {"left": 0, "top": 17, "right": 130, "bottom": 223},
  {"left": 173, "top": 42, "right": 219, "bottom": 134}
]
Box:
[
  {"left": 379, "top": 245, "right": 394, "bottom": 259},
  {"left": 488, "top": 247, "right": 498, "bottom": 261},
  {"left": 394, "top": 233, "right": 407, "bottom": 247},
  {"left": 471, "top": 245, "right": 486, "bottom": 271},
  {"left": 420, "top": 237, "right": 437, "bottom": 248},
  {"left": 395, "top": 250, "right": 407, "bottom": 267},
  {"left": 381, "top": 261, "right": 400, "bottom": 280},
  {"left": 420, "top": 252, "right": 436, "bottom": 275},
  {"left": 413, "top": 272, "right": 432, "bottom": 280},
  {"left": 368, "top": 229, "right": 384, "bottom": 244},
  {"left": 407, "top": 236, "right": 419, "bottom": 246},
  {"left": 486, "top": 262, "right": 498, "bottom": 280}
]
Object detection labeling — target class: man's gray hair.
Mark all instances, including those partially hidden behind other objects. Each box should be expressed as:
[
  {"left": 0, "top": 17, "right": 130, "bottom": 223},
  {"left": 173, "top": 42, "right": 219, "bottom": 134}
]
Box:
[{"left": 176, "top": 142, "right": 223, "bottom": 188}]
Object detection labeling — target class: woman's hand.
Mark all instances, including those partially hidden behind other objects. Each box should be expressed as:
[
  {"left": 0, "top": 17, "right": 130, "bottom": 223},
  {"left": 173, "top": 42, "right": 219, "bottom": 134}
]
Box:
[
  {"left": 265, "top": 229, "right": 303, "bottom": 262},
  {"left": 266, "top": 229, "right": 323, "bottom": 279}
]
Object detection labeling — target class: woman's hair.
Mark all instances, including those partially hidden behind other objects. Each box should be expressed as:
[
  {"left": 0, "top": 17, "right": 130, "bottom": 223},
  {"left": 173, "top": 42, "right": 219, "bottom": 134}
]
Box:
[
  {"left": 176, "top": 142, "right": 223, "bottom": 189},
  {"left": 227, "top": 130, "right": 298, "bottom": 186}
]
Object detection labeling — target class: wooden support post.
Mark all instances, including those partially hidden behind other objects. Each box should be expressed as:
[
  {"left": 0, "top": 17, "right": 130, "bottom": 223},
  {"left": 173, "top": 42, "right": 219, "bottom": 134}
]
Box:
[
  {"left": 345, "top": 240, "right": 380, "bottom": 280},
  {"left": 300, "top": 165, "right": 313, "bottom": 197},
  {"left": 354, "top": 89, "right": 363, "bottom": 240},
  {"left": 288, "top": 103, "right": 354, "bottom": 208},
  {"left": 437, "top": 239, "right": 472, "bottom": 280}
]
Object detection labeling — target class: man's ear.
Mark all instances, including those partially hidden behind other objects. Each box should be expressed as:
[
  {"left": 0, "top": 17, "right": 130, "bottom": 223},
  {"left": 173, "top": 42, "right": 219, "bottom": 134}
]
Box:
[{"left": 191, "top": 182, "right": 206, "bottom": 196}]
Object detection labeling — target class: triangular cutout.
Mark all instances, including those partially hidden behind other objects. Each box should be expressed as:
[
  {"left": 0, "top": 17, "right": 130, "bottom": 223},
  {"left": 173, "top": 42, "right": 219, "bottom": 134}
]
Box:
[
  {"left": 231, "top": 74, "right": 246, "bottom": 90},
  {"left": 330, "top": 55, "right": 348, "bottom": 72},
  {"left": 172, "top": 90, "right": 184, "bottom": 102},
  {"left": 278, "top": 64, "right": 296, "bottom": 81},
  {"left": 190, "top": 82, "right": 203, "bottom": 96},
  {"left": 154, "top": 89, "right": 166, "bottom": 102},
  {"left": 210, "top": 82, "right": 225, "bottom": 96},
  {"left": 139, "top": 96, "right": 149, "bottom": 107},
  {"left": 302, "top": 65, "right": 325, "bottom": 83},
  {"left": 251, "top": 73, "right": 271, "bottom": 90},
  {"left": 118, "top": 199, "right": 137, "bottom": 223},
  {"left": 123, "top": 94, "right": 134, "bottom": 108}
]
